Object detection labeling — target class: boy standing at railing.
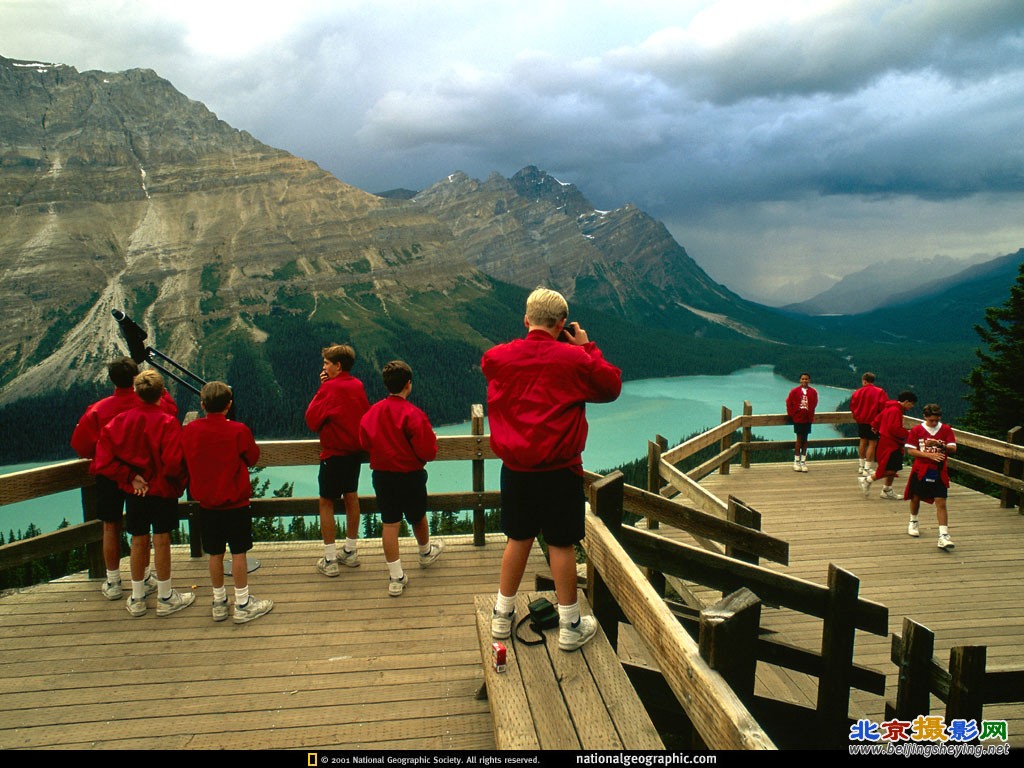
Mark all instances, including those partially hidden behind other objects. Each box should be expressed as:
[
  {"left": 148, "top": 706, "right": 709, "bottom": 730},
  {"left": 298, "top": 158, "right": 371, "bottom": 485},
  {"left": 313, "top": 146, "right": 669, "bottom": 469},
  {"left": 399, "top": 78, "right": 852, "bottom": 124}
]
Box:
[
  {"left": 93, "top": 370, "right": 193, "bottom": 617},
  {"left": 305, "top": 344, "right": 370, "bottom": 577},
  {"left": 183, "top": 381, "right": 274, "bottom": 623},
  {"left": 71, "top": 357, "right": 177, "bottom": 601},
  {"left": 785, "top": 373, "right": 818, "bottom": 472},
  {"left": 904, "top": 403, "right": 958, "bottom": 550},
  {"left": 358, "top": 361, "right": 443, "bottom": 596},
  {"left": 483, "top": 287, "right": 622, "bottom": 652}
]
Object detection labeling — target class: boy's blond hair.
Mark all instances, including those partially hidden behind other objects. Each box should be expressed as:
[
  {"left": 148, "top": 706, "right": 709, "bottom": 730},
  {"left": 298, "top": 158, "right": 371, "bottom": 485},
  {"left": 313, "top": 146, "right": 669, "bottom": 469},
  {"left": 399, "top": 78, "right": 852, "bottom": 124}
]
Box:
[
  {"left": 525, "top": 287, "right": 568, "bottom": 328},
  {"left": 133, "top": 369, "right": 165, "bottom": 404},
  {"left": 200, "top": 381, "right": 233, "bottom": 413},
  {"left": 322, "top": 344, "right": 356, "bottom": 371}
]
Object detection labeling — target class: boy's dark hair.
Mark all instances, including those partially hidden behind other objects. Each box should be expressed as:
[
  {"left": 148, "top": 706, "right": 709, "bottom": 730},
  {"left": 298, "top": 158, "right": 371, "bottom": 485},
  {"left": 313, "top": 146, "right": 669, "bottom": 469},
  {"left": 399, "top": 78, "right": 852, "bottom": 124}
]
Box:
[
  {"left": 133, "top": 370, "right": 165, "bottom": 404},
  {"left": 922, "top": 403, "right": 942, "bottom": 417},
  {"left": 322, "top": 344, "right": 355, "bottom": 371},
  {"left": 108, "top": 357, "right": 140, "bottom": 389},
  {"left": 381, "top": 360, "right": 412, "bottom": 394},
  {"left": 862, "top": 372, "right": 875, "bottom": 384},
  {"left": 897, "top": 390, "right": 918, "bottom": 403},
  {"left": 200, "top": 381, "right": 233, "bottom": 413}
]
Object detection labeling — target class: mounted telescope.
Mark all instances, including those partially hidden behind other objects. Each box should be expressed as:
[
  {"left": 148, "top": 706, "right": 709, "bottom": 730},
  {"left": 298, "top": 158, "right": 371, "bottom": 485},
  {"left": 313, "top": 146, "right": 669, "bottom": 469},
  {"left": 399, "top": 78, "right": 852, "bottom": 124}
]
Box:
[{"left": 110, "top": 309, "right": 206, "bottom": 397}]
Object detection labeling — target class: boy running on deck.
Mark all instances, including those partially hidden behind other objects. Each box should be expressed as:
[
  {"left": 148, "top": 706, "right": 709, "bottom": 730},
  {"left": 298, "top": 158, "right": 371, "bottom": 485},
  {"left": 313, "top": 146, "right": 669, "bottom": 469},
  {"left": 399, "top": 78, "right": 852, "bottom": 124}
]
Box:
[
  {"left": 93, "top": 370, "right": 193, "bottom": 617},
  {"left": 305, "top": 344, "right": 370, "bottom": 576},
  {"left": 860, "top": 391, "right": 918, "bottom": 500},
  {"left": 358, "top": 361, "right": 443, "bottom": 596},
  {"left": 183, "top": 381, "right": 274, "bottom": 623},
  {"left": 71, "top": 357, "right": 177, "bottom": 600},
  {"left": 904, "top": 403, "right": 958, "bottom": 551}
]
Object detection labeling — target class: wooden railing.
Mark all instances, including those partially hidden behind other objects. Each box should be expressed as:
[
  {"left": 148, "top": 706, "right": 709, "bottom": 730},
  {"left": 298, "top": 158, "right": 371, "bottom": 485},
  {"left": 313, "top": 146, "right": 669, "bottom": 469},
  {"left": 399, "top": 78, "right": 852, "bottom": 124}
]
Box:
[{"left": 0, "top": 405, "right": 500, "bottom": 576}]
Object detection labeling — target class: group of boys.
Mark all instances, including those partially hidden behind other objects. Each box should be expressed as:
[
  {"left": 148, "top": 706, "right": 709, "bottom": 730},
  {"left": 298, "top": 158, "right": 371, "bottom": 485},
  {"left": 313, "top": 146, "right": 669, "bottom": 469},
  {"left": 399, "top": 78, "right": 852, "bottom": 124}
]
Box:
[
  {"left": 305, "top": 346, "right": 443, "bottom": 596},
  {"left": 787, "top": 372, "right": 958, "bottom": 551},
  {"left": 71, "top": 287, "right": 620, "bottom": 655},
  {"left": 72, "top": 360, "right": 273, "bottom": 621}
]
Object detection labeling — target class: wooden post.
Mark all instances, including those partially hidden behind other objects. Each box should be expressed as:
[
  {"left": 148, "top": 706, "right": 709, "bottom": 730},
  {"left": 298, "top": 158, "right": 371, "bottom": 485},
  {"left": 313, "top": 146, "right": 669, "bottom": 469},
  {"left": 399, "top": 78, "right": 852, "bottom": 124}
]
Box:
[
  {"left": 889, "top": 618, "right": 935, "bottom": 720},
  {"left": 817, "top": 564, "right": 860, "bottom": 748},
  {"left": 471, "top": 403, "right": 487, "bottom": 546},
  {"left": 1002, "top": 426, "right": 1022, "bottom": 510},
  {"left": 698, "top": 587, "right": 761, "bottom": 706},
  {"left": 720, "top": 406, "right": 733, "bottom": 475},
  {"left": 81, "top": 483, "right": 103, "bottom": 578},
  {"left": 741, "top": 401, "right": 752, "bottom": 469},
  {"left": 725, "top": 496, "right": 760, "bottom": 565},
  {"left": 644, "top": 438, "right": 667, "bottom": 596},
  {"left": 588, "top": 471, "right": 627, "bottom": 648},
  {"left": 947, "top": 646, "right": 987, "bottom": 728}
]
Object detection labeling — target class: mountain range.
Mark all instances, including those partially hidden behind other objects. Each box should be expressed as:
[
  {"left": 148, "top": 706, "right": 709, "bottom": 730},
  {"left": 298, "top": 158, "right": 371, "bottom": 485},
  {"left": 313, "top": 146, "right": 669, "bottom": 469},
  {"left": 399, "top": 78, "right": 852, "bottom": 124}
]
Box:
[{"left": 0, "top": 54, "right": 1019, "bottom": 461}]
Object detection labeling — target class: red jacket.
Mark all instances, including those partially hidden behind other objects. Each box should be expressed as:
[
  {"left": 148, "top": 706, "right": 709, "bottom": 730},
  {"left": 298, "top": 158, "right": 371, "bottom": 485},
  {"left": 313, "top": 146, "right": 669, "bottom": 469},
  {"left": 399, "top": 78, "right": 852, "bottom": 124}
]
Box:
[
  {"left": 93, "top": 403, "right": 186, "bottom": 498},
  {"left": 359, "top": 396, "right": 437, "bottom": 473},
  {"left": 305, "top": 373, "right": 370, "bottom": 459},
  {"left": 785, "top": 385, "right": 818, "bottom": 424},
  {"left": 183, "top": 413, "right": 260, "bottom": 510},
  {"left": 482, "top": 330, "right": 622, "bottom": 473},
  {"left": 871, "top": 400, "right": 909, "bottom": 479},
  {"left": 72, "top": 388, "right": 178, "bottom": 461},
  {"left": 850, "top": 383, "right": 887, "bottom": 425}
]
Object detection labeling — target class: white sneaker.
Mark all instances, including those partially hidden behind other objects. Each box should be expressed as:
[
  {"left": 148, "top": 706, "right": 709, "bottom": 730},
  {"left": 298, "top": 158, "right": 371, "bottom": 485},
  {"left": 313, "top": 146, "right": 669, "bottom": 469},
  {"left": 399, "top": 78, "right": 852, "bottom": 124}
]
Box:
[
  {"left": 388, "top": 573, "right": 408, "bottom": 597},
  {"left": 559, "top": 615, "right": 598, "bottom": 652},
  {"left": 937, "top": 533, "right": 955, "bottom": 551},
  {"left": 233, "top": 596, "right": 274, "bottom": 624},
  {"left": 491, "top": 608, "right": 515, "bottom": 640},
  {"left": 859, "top": 476, "right": 872, "bottom": 497},
  {"left": 101, "top": 580, "right": 123, "bottom": 600},
  {"left": 419, "top": 540, "right": 445, "bottom": 567},
  {"left": 125, "top": 596, "right": 147, "bottom": 617},
  {"left": 337, "top": 548, "right": 360, "bottom": 568},
  {"left": 880, "top": 486, "right": 901, "bottom": 501},
  {"left": 317, "top": 557, "right": 340, "bottom": 577},
  {"left": 212, "top": 598, "right": 229, "bottom": 622},
  {"left": 793, "top": 460, "right": 801, "bottom": 472},
  {"left": 907, "top": 520, "right": 920, "bottom": 538},
  {"left": 799, "top": 461, "right": 808, "bottom": 473},
  {"left": 156, "top": 589, "right": 195, "bottom": 617}
]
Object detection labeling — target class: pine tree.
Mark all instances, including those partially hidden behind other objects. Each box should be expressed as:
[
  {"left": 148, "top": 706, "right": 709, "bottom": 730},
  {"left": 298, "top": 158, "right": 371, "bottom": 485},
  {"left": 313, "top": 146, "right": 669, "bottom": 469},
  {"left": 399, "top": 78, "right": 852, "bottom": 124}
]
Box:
[{"left": 963, "top": 263, "right": 1024, "bottom": 438}]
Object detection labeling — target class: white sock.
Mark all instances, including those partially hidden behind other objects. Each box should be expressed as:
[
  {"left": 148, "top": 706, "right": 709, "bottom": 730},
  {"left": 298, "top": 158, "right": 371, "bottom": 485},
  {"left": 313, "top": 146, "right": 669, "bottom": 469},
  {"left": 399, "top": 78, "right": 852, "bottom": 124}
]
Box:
[
  {"left": 131, "top": 580, "right": 146, "bottom": 600},
  {"left": 419, "top": 542, "right": 432, "bottom": 555},
  {"left": 345, "top": 537, "right": 358, "bottom": 554},
  {"left": 910, "top": 514, "right": 919, "bottom": 523},
  {"left": 558, "top": 602, "right": 581, "bottom": 627},
  {"left": 212, "top": 586, "right": 227, "bottom": 603},
  {"left": 386, "top": 559, "right": 404, "bottom": 580},
  {"left": 157, "top": 579, "right": 172, "bottom": 600},
  {"left": 939, "top": 525, "right": 949, "bottom": 536},
  {"left": 495, "top": 592, "right": 516, "bottom": 615},
  {"left": 323, "top": 542, "right": 337, "bottom": 561},
  {"left": 106, "top": 569, "right": 121, "bottom": 585},
  {"left": 234, "top": 586, "right": 249, "bottom": 606}
]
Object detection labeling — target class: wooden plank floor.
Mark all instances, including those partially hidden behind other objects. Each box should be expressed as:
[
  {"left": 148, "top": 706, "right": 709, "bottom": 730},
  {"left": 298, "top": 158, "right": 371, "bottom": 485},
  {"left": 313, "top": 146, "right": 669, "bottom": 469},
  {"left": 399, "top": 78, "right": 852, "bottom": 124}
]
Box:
[
  {"left": 663, "top": 458, "right": 1024, "bottom": 747},
  {"left": 0, "top": 533, "right": 547, "bottom": 750}
]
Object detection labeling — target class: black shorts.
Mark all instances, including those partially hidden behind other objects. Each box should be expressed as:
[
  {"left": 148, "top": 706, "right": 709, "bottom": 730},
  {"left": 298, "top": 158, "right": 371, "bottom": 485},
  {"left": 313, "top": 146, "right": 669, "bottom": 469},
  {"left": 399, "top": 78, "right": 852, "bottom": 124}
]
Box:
[
  {"left": 319, "top": 454, "right": 362, "bottom": 499},
  {"left": 500, "top": 466, "right": 585, "bottom": 548},
  {"left": 199, "top": 506, "right": 253, "bottom": 556},
  {"left": 907, "top": 469, "right": 948, "bottom": 501},
  {"left": 95, "top": 475, "right": 127, "bottom": 523},
  {"left": 125, "top": 495, "right": 179, "bottom": 536},
  {"left": 884, "top": 449, "right": 904, "bottom": 473},
  {"left": 857, "top": 423, "right": 879, "bottom": 440},
  {"left": 793, "top": 422, "right": 812, "bottom": 437},
  {"left": 372, "top": 470, "right": 428, "bottom": 525}
]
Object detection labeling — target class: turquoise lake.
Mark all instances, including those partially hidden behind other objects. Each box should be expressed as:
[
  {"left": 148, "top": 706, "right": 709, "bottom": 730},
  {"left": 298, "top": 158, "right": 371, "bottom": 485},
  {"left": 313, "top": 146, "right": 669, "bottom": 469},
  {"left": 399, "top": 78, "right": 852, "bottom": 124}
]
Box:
[{"left": 1, "top": 365, "right": 851, "bottom": 535}]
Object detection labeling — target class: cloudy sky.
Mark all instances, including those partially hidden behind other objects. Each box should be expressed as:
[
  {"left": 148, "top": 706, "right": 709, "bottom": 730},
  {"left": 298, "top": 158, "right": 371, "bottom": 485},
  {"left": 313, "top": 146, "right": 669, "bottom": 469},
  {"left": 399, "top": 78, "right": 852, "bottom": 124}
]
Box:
[{"left": 3, "top": 0, "right": 1024, "bottom": 304}]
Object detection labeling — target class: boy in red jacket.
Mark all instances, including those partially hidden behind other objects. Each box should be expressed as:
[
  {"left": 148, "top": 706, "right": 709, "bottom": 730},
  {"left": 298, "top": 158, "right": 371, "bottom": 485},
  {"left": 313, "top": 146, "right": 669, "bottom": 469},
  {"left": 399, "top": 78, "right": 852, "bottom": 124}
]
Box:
[
  {"left": 482, "top": 288, "right": 622, "bottom": 652},
  {"left": 183, "top": 381, "right": 273, "bottom": 623},
  {"left": 93, "top": 370, "right": 193, "bottom": 617},
  {"left": 359, "top": 361, "right": 443, "bottom": 596},
  {"left": 71, "top": 357, "right": 177, "bottom": 600},
  {"left": 860, "top": 391, "right": 918, "bottom": 500},
  {"left": 850, "top": 372, "right": 887, "bottom": 477},
  {"left": 305, "top": 344, "right": 370, "bottom": 577},
  {"left": 785, "top": 373, "right": 818, "bottom": 472}
]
